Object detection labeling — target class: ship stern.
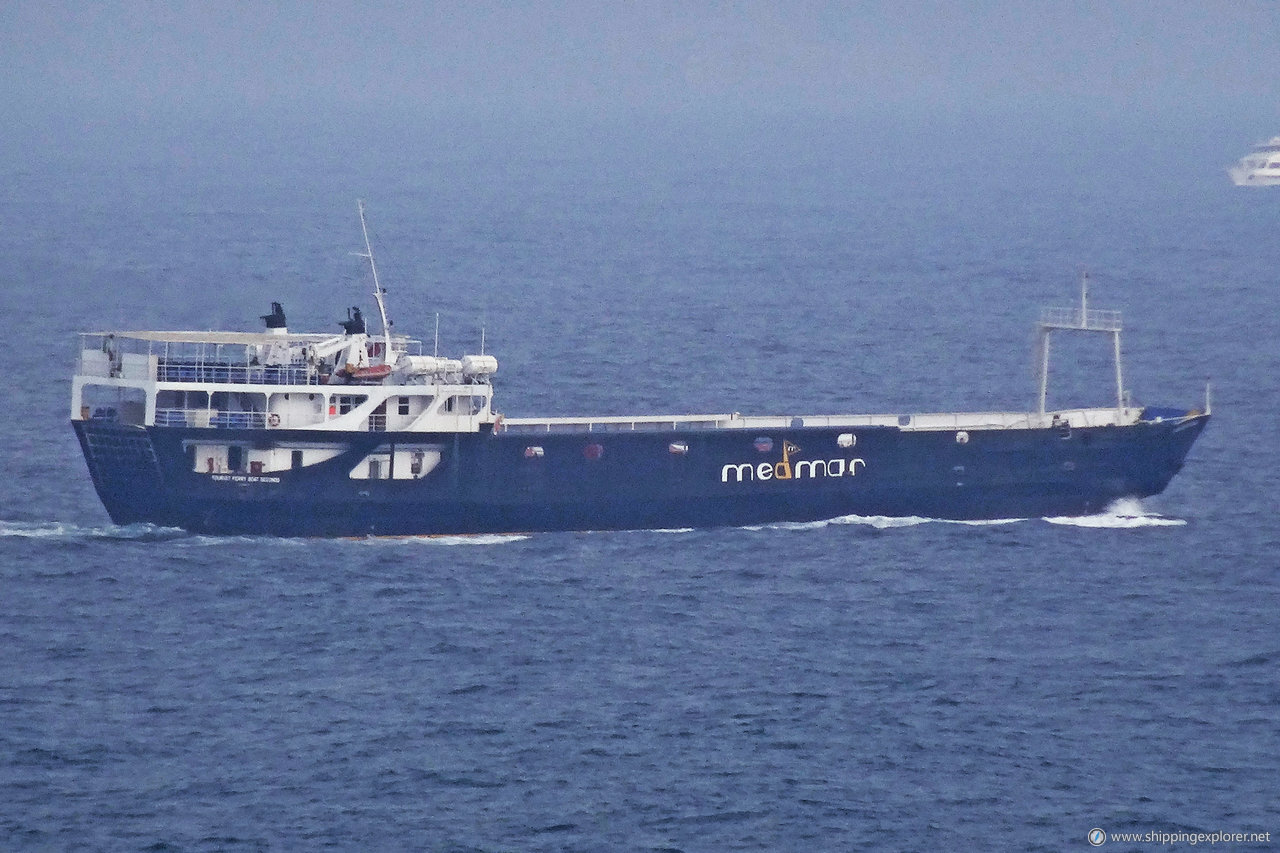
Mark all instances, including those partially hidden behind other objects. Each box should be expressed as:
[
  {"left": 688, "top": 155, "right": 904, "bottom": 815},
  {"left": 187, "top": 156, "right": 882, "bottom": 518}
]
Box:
[{"left": 72, "top": 419, "right": 170, "bottom": 526}]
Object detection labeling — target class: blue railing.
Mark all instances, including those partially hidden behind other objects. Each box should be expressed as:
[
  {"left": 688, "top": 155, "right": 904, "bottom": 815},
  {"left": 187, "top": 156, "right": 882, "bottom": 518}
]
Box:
[
  {"left": 153, "top": 409, "right": 267, "bottom": 429},
  {"left": 209, "top": 412, "right": 265, "bottom": 429},
  {"left": 157, "top": 360, "right": 314, "bottom": 385}
]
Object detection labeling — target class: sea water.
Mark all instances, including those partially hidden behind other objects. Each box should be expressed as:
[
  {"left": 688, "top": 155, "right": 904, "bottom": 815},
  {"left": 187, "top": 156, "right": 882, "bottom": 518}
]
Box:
[{"left": 0, "top": 110, "right": 1277, "bottom": 850}]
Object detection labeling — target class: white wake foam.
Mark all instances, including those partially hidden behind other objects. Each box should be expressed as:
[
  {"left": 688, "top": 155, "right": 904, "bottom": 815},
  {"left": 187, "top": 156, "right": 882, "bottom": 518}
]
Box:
[
  {"left": 403, "top": 533, "right": 531, "bottom": 546},
  {"left": 1043, "top": 497, "right": 1186, "bottom": 528},
  {"left": 745, "top": 514, "right": 1024, "bottom": 532},
  {"left": 741, "top": 500, "right": 1186, "bottom": 532},
  {"left": 836, "top": 514, "right": 1024, "bottom": 529},
  {"left": 831, "top": 514, "right": 933, "bottom": 529},
  {"left": 0, "top": 520, "right": 189, "bottom": 541}
]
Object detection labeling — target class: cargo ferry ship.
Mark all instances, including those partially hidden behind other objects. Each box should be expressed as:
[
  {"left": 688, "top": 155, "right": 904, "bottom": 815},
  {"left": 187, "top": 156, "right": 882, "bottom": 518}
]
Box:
[{"left": 71, "top": 207, "right": 1209, "bottom": 536}]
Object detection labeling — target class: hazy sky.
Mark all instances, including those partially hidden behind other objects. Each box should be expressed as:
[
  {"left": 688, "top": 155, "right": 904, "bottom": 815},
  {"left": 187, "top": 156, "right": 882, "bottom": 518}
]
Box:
[{"left": 4, "top": 1, "right": 1278, "bottom": 126}]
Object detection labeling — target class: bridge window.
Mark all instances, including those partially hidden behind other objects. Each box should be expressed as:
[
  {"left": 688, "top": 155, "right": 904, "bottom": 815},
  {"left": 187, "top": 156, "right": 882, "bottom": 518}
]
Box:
[{"left": 337, "top": 395, "right": 367, "bottom": 414}]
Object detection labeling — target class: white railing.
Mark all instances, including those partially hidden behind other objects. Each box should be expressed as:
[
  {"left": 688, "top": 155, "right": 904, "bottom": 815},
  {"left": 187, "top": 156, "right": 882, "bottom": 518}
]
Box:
[
  {"left": 500, "top": 415, "right": 732, "bottom": 434},
  {"left": 497, "top": 406, "right": 1139, "bottom": 435},
  {"left": 76, "top": 331, "right": 424, "bottom": 388},
  {"left": 1039, "top": 306, "right": 1122, "bottom": 331}
]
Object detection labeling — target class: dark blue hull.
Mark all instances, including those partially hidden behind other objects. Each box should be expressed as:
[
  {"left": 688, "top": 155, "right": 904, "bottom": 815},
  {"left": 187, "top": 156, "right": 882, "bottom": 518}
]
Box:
[{"left": 73, "top": 413, "right": 1209, "bottom": 536}]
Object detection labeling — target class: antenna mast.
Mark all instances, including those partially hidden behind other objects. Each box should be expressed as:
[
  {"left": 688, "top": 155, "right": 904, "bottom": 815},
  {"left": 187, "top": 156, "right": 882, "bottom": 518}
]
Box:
[{"left": 357, "top": 200, "right": 394, "bottom": 363}]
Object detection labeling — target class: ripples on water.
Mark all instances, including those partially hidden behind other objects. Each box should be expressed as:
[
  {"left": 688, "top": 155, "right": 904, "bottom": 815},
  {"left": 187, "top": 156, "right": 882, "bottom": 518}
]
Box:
[{"left": 3, "top": 498, "right": 1273, "bottom": 850}]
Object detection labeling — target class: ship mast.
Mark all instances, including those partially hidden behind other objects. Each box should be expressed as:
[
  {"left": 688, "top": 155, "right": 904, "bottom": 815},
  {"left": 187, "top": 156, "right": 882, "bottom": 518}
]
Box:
[
  {"left": 356, "top": 200, "right": 394, "bottom": 364},
  {"left": 1036, "top": 271, "right": 1125, "bottom": 419}
]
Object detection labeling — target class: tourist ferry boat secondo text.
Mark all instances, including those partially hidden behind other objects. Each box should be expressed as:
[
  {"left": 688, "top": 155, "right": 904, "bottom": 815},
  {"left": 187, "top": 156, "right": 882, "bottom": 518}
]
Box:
[
  {"left": 1229, "top": 135, "right": 1280, "bottom": 186},
  {"left": 71, "top": 206, "right": 1209, "bottom": 536}
]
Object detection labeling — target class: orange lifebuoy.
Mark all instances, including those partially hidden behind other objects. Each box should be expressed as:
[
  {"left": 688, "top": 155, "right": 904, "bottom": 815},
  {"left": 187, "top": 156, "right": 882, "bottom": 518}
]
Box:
[{"left": 268, "top": 413, "right": 281, "bottom": 427}]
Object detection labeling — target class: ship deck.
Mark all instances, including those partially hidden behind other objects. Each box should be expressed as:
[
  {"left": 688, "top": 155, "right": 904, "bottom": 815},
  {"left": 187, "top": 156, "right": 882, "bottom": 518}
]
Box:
[{"left": 498, "top": 406, "right": 1151, "bottom": 435}]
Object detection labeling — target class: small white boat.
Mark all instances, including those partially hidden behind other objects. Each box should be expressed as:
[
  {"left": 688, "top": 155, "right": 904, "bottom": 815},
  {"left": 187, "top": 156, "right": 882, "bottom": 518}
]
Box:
[{"left": 1228, "top": 135, "right": 1280, "bottom": 186}]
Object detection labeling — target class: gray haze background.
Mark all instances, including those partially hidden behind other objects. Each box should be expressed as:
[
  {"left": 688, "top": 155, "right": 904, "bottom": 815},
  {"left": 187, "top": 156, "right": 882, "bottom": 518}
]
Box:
[
  {"left": 4, "top": 1, "right": 1279, "bottom": 153},
  {"left": 4, "top": 0, "right": 1277, "bottom": 384}
]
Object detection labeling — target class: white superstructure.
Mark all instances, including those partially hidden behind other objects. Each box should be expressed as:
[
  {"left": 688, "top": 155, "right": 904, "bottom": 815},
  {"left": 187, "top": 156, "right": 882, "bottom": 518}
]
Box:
[{"left": 1228, "top": 135, "right": 1280, "bottom": 186}]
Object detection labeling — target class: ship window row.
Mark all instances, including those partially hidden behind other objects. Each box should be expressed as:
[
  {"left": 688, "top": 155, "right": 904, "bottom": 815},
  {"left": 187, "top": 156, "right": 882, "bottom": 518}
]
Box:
[
  {"left": 153, "top": 391, "right": 474, "bottom": 429},
  {"left": 148, "top": 386, "right": 490, "bottom": 431},
  {"left": 186, "top": 442, "right": 345, "bottom": 475},
  {"left": 160, "top": 392, "right": 473, "bottom": 410},
  {"left": 179, "top": 443, "right": 446, "bottom": 480}
]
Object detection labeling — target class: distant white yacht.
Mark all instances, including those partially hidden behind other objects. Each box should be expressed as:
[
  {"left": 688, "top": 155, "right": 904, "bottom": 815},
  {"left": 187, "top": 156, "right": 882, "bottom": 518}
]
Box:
[{"left": 1228, "top": 135, "right": 1280, "bottom": 186}]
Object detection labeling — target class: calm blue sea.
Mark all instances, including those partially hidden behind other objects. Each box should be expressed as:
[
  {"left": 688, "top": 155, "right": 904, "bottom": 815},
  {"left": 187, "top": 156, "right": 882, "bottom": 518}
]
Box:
[{"left": 0, "top": 109, "right": 1277, "bottom": 850}]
